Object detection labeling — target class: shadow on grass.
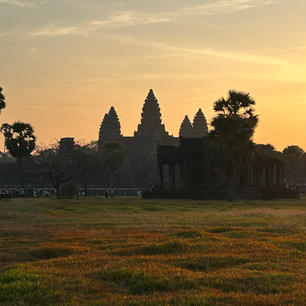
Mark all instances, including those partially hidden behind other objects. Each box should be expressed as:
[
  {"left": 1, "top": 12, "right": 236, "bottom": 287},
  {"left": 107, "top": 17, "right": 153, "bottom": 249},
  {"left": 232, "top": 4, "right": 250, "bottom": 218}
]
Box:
[
  {"left": 175, "top": 256, "right": 250, "bottom": 273},
  {"left": 135, "top": 241, "right": 192, "bottom": 255},
  {"left": 29, "top": 246, "right": 77, "bottom": 260},
  {"left": 92, "top": 269, "right": 198, "bottom": 294},
  {"left": 204, "top": 273, "right": 294, "bottom": 294}
]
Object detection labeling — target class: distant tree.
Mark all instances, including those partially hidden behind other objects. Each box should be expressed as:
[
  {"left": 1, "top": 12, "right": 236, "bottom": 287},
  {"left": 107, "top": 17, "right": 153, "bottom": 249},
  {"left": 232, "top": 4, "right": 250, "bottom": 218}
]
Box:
[
  {"left": 0, "top": 86, "right": 6, "bottom": 113},
  {"left": 252, "top": 144, "right": 282, "bottom": 185},
  {"left": 100, "top": 143, "right": 124, "bottom": 187},
  {"left": 36, "top": 143, "right": 74, "bottom": 198},
  {"left": 254, "top": 144, "right": 282, "bottom": 163},
  {"left": 211, "top": 90, "right": 258, "bottom": 201},
  {"left": 73, "top": 141, "right": 99, "bottom": 196},
  {"left": 1, "top": 122, "right": 36, "bottom": 193},
  {"left": 282, "top": 145, "right": 305, "bottom": 185}
]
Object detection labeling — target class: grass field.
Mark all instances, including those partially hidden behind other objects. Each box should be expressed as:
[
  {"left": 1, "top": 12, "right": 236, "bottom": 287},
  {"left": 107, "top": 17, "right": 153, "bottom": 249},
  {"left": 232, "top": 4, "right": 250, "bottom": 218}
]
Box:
[{"left": 0, "top": 196, "right": 305, "bottom": 306}]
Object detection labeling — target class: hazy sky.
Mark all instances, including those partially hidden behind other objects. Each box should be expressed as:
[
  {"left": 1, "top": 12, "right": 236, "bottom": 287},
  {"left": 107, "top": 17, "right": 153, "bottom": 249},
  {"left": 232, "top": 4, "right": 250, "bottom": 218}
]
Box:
[{"left": 0, "top": 0, "right": 305, "bottom": 150}]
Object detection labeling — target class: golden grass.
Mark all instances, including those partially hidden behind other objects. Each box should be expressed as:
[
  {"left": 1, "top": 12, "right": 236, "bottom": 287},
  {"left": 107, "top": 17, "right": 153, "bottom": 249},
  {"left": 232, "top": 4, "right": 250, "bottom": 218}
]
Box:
[{"left": 0, "top": 197, "right": 305, "bottom": 305}]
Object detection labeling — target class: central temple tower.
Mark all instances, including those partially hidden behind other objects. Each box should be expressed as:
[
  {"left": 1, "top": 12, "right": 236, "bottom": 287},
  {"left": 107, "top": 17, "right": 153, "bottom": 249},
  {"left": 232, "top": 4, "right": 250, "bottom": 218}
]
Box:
[{"left": 134, "top": 89, "right": 170, "bottom": 142}]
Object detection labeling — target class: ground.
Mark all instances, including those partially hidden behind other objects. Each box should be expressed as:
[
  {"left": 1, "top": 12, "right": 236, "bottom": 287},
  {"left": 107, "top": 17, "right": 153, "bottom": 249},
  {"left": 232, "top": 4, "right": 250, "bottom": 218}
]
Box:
[{"left": 0, "top": 197, "right": 305, "bottom": 306}]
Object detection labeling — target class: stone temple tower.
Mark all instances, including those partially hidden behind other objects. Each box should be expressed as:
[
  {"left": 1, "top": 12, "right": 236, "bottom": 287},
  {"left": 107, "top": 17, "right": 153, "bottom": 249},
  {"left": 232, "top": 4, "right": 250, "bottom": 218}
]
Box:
[
  {"left": 192, "top": 108, "right": 208, "bottom": 137},
  {"left": 98, "top": 106, "right": 122, "bottom": 148},
  {"left": 179, "top": 110, "right": 208, "bottom": 138},
  {"left": 179, "top": 115, "right": 194, "bottom": 138},
  {"left": 134, "top": 89, "right": 169, "bottom": 142}
]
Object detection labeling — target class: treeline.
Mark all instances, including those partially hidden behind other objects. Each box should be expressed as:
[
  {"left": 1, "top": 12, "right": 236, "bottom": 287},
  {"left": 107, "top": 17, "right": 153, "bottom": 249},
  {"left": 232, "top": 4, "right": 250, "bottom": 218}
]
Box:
[
  {"left": 1, "top": 140, "right": 305, "bottom": 194},
  {"left": 0, "top": 138, "right": 125, "bottom": 197}
]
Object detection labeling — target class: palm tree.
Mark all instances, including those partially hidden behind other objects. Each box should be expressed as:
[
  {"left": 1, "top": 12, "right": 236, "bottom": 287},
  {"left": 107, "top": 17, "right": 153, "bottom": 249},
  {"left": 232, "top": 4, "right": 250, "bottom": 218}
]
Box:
[
  {"left": 0, "top": 86, "right": 6, "bottom": 113},
  {"left": 211, "top": 90, "right": 258, "bottom": 201},
  {"left": 1, "top": 122, "right": 36, "bottom": 194}
]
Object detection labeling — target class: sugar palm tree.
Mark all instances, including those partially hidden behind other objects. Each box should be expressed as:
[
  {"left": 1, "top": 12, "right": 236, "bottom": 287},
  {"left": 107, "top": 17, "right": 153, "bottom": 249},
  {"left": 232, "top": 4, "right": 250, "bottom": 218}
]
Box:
[
  {"left": 211, "top": 90, "right": 258, "bottom": 201},
  {"left": 1, "top": 122, "right": 36, "bottom": 194}
]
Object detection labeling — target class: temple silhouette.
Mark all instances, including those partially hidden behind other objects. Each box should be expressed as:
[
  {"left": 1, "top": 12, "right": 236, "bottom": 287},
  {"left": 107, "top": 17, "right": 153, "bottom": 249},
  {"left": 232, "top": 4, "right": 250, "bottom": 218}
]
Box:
[
  {"left": 97, "top": 89, "right": 298, "bottom": 199},
  {"left": 98, "top": 89, "right": 209, "bottom": 187}
]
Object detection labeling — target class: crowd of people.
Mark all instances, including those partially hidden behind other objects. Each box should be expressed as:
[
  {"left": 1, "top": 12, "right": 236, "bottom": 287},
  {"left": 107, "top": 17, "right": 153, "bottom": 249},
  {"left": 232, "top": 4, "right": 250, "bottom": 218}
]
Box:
[
  {"left": 0, "top": 189, "right": 56, "bottom": 198},
  {"left": 0, "top": 188, "right": 143, "bottom": 198}
]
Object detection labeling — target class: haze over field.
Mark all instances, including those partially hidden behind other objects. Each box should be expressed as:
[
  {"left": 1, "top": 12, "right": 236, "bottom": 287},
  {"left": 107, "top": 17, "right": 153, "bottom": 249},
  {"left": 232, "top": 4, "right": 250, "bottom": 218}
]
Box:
[{"left": 0, "top": 0, "right": 305, "bottom": 150}]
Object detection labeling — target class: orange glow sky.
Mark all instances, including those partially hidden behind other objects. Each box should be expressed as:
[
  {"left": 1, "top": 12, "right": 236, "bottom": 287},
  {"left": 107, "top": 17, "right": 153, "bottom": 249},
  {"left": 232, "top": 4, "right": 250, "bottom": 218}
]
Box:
[{"left": 0, "top": 0, "right": 305, "bottom": 151}]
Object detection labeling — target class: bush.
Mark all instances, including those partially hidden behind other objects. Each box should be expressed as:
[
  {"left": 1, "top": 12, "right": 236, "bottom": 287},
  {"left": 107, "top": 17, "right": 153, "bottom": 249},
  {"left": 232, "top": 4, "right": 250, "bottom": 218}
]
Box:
[{"left": 61, "top": 184, "right": 78, "bottom": 197}]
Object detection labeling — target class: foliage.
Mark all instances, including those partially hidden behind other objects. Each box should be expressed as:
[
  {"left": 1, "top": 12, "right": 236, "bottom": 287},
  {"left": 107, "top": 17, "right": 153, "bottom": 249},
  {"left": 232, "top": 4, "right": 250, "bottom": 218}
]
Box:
[
  {"left": 253, "top": 144, "right": 283, "bottom": 168},
  {"left": 211, "top": 91, "right": 258, "bottom": 146},
  {"left": 0, "top": 86, "right": 6, "bottom": 113},
  {"left": 0, "top": 122, "right": 36, "bottom": 191},
  {"left": 282, "top": 145, "right": 306, "bottom": 185},
  {"left": 73, "top": 141, "right": 99, "bottom": 195},
  {"left": 283, "top": 145, "right": 304, "bottom": 159},
  {"left": 61, "top": 184, "right": 78, "bottom": 197},
  {"left": 1, "top": 122, "right": 36, "bottom": 159},
  {"left": 36, "top": 142, "right": 74, "bottom": 197},
  {"left": 100, "top": 143, "right": 124, "bottom": 186},
  {"left": 211, "top": 90, "right": 259, "bottom": 200}
]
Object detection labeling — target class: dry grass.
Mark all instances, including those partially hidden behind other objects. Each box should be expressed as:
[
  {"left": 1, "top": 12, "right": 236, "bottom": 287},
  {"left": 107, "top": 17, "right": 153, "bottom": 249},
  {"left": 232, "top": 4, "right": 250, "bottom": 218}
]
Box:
[{"left": 0, "top": 196, "right": 305, "bottom": 306}]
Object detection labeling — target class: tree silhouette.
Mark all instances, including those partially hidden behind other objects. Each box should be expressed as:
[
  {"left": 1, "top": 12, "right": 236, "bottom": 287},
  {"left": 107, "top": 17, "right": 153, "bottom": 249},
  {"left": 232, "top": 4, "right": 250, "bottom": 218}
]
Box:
[
  {"left": 211, "top": 90, "right": 258, "bottom": 201},
  {"left": 100, "top": 143, "right": 124, "bottom": 187},
  {"left": 282, "top": 145, "right": 305, "bottom": 185},
  {"left": 36, "top": 142, "right": 74, "bottom": 198},
  {"left": 1, "top": 122, "right": 36, "bottom": 193},
  {"left": 73, "top": 141, "right": 99, "bottom": 196},
  {"left": 0, "top": 87, "right": 6, "bottom": 113}
]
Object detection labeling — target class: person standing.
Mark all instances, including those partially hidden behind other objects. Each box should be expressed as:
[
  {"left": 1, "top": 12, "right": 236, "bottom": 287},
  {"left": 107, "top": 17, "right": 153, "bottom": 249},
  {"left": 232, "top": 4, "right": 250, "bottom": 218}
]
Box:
[{"left": 137, "top": 190, "right": 142, "bottom": 199}]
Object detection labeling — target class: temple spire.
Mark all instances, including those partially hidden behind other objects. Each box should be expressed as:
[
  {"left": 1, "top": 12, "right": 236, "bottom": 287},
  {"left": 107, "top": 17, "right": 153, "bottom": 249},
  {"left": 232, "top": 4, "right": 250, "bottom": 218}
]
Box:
[
  {"left": 179, "top": 115, "right": 194, "bottom": 138},
  {"left": 192, "top": 108, "right": 208, "bottom": 137},
  {"left": 135, "top": 89, "right": 168, "bottom": 138},
  {"left": 98, "top": 106, "right": 122, "bottom": 148}
]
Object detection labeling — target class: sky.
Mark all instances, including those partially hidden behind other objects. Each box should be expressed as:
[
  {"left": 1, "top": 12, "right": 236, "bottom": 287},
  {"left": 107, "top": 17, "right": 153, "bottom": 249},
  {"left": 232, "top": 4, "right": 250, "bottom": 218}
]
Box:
[{"left": 0, "top": 0, "right": 305, "bottom": 151}]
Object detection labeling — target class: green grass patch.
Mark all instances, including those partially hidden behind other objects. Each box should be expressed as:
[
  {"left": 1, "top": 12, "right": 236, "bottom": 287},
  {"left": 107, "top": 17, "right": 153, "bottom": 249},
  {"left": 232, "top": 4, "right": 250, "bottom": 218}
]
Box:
[
  {"left": 280, "top": 241, "right": 306, "bottom": 252},
  {"left": 0, "top": 196, "right": 305, "bottom": 305},
  {"left": 208, "top": 227, "right": 235, "bottom": 233},
  {"left": 0, "top": 266, "right": 64, "bottom": 306},
  {"left": 175, "top": 230, "right": 203, "bottom": 239},
  {"left": 92, "top": 269, "right": 198, "bottom": 294}
]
